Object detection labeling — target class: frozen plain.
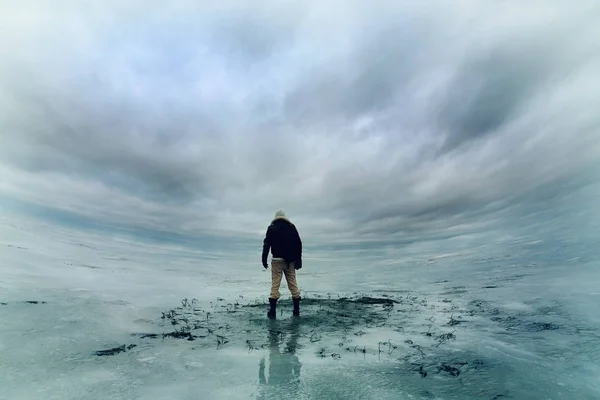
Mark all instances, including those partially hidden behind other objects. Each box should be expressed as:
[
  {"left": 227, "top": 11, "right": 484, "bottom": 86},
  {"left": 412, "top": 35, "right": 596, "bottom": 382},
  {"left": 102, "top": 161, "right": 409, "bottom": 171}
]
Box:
[{"left": 1, "top": 213, "right": 599, "bottom": 400}]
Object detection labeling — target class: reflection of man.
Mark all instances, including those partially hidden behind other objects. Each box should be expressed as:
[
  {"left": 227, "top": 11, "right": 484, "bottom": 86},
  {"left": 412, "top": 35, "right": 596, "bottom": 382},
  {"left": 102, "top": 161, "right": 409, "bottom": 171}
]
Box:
[
  {"left": 257, "top": 320, "right": 302, "bottom": 399},
  {"left": 261, "top": 210, "right": 303, "bottom": 319}
]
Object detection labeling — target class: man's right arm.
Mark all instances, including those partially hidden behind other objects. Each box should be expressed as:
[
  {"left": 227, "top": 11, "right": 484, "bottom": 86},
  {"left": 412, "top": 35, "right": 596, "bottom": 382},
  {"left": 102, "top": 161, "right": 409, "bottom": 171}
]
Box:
[{"left": 292, "top": 225, "right": 303, "bottom": 269}]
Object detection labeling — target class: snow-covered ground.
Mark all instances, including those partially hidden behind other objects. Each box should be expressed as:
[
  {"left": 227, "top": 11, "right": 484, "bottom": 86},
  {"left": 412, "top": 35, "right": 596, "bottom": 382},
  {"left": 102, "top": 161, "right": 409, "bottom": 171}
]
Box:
[{"left": 1, "top": 215, "right": 599, "bottom": 400}]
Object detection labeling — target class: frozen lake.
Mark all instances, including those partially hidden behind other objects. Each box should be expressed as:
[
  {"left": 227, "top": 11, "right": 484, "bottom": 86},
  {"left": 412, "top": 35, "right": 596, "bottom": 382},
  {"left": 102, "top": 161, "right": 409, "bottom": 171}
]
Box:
[{"left": 1, "top": 215, "right": 599, "bottom": 400}]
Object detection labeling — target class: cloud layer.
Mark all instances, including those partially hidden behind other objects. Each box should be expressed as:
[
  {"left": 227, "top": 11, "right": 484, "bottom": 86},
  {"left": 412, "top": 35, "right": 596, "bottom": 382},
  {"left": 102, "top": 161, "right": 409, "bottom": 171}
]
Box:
[{"left": 1, "top": 1, "right": 599, "bottom": 244}]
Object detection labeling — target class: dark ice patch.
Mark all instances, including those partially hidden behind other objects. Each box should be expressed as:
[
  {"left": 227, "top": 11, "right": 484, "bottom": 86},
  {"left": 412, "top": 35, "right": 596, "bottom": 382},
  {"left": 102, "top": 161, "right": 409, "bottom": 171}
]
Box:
[
  {"left": 346, "top": 296, "right": 399, "bottom": 305},
  {"left": 94, "top": 344, "right": 137, "bottom": 356},
  {"left": 7, "top": 245, "right": 28, "bottom": 250},
  {"left": 163, "top": 330, "right": 198, "bottom": 341},
  {"left": 527, "top": 322, "right": 560, "bottom": 332},
  {"left": 437, "top": 363, "right": 461, "bottom": 376},
  {"left": 442, "top": 288, "right": 468, "bottom": 295},
  {"left": 132, "top": 333, "right": 159, "bottom": 339}
]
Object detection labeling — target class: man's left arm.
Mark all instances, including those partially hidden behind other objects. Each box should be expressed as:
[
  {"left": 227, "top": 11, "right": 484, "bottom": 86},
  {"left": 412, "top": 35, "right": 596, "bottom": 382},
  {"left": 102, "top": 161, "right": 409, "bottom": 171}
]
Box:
[{"left": 262, "top": 226, "right": 272, "bottom": 269}]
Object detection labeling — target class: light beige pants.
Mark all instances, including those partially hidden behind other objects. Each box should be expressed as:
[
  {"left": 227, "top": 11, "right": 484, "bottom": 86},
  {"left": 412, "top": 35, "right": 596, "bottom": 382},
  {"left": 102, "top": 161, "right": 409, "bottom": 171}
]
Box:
[{"left": 270, "top": 259, "right": 300, "bottom": 300}]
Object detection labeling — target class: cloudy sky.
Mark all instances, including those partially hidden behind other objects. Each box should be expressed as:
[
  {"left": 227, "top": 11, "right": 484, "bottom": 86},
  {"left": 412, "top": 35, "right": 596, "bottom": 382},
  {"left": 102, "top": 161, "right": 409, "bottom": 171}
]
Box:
[{"left": 1, "top": 1, "right": 599, "bottom": 246}]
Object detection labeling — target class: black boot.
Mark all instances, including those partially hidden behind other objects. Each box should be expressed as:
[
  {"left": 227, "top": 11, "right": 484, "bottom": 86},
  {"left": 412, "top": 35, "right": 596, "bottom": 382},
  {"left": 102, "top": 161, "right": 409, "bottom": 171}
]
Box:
[
  {"left": 267, "top": 298, "right": 277, "bottom": 319},
  {"left": 292, "top": 297, "right": 301, "bottom": 317}
]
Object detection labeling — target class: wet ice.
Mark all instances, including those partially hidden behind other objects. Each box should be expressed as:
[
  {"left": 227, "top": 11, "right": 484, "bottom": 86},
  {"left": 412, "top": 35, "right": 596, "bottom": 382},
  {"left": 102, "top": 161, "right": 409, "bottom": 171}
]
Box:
[{"left": 1, "top": 216, "right": 599, "bottom": 399}]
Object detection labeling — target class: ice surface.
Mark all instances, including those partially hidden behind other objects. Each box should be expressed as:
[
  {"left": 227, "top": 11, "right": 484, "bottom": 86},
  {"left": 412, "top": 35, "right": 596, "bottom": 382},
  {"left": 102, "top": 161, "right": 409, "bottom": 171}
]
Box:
[{"left": 1, "top": 215, "right": 600, "bottom": 400}]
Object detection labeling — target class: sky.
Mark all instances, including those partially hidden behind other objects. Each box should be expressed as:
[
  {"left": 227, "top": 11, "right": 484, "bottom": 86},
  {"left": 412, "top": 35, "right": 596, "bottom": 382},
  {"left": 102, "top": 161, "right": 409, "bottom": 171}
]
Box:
[{"left": 1, "top": 0, "right": 599, "bottom": 247}]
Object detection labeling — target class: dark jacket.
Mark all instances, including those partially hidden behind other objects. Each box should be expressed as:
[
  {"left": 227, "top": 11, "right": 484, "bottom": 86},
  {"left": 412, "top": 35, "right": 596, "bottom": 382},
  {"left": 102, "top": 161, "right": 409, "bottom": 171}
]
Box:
[{"left": 262, "top": 218, "right": 302, "bottom": 266}]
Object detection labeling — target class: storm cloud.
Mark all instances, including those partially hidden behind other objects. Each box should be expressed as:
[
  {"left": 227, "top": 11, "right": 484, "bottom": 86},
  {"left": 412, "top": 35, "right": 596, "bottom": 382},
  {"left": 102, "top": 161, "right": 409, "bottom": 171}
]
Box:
[{"left": 1, "top": 0, "right": 599, "bottom": 244}]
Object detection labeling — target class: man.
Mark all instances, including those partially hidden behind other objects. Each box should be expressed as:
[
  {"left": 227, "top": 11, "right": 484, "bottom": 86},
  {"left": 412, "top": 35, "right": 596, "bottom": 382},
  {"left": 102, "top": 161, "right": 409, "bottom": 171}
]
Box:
[{"left": 262, "top": 210, "right": 302, "bottom": 319}]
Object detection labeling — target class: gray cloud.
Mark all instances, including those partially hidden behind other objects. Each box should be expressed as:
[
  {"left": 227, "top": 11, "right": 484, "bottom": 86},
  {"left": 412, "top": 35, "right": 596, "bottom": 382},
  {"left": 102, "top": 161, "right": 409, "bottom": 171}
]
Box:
[{"left": 1, "top": 0, "right": 599, "bottom": 245}]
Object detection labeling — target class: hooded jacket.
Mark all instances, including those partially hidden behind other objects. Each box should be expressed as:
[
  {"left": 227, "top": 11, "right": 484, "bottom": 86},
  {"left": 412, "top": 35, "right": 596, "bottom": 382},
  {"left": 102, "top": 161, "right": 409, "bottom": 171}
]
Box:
[{"left": 262, "top": 212, "right": 302, "bottom": 267}]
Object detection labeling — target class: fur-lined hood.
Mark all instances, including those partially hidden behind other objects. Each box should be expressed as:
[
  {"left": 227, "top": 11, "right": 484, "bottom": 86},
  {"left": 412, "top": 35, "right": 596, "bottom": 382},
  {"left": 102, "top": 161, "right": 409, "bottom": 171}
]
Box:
[
  {"left": 271, "top": 210, "right": 293, "bottom": 224},
  {"left": 272, "top": 215, "right": 292, "bottom": 224}
]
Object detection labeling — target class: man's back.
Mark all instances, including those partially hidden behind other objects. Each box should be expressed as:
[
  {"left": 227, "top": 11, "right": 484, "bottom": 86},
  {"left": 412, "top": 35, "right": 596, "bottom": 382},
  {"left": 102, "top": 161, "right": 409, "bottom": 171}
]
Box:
[{"left": 265, "top": 219, "right": 302, "bottom": 264}]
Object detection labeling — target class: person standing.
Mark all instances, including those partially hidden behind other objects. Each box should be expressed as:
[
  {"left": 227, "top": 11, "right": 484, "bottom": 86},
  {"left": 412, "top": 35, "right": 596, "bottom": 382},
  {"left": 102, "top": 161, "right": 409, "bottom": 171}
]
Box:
[{"left": 262, "top": 210, "right": 302, "bottom": 319}]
